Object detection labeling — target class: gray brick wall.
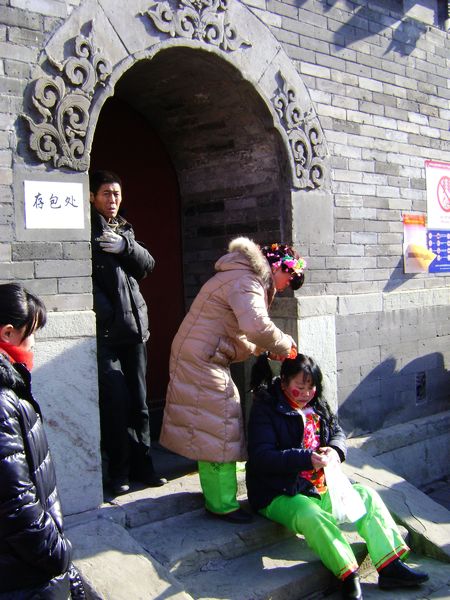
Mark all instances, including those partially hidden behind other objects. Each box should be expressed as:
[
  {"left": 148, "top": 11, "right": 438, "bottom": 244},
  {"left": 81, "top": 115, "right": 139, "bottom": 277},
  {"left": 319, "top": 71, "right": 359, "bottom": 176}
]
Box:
[
  {"left": 244, "top": 0, "right": 450, "bottom": 429},
  {"left": 0, "top": 0, "right": 448, "bottom": 439}
]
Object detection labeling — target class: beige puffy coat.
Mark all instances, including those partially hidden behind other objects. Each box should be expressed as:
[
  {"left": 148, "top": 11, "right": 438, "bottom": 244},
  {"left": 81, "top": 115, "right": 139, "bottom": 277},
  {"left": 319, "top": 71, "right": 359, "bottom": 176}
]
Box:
[{"left": 159, "top": 237, "right": 294, "bottom": 463}]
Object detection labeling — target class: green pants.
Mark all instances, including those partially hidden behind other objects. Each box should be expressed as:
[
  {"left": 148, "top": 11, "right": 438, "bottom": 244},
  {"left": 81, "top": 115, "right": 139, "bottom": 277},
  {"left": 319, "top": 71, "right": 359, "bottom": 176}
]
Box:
[
  {"left": 261, "top": 483, "right": 409, "bottom": 580},
  {"left": 198, "top": 461, "right": 240, "bottom": 514}
]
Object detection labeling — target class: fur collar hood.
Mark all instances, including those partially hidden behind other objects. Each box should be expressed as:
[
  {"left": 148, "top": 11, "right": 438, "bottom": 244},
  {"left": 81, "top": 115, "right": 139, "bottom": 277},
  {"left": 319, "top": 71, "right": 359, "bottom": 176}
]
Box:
[{"left": 215, "top": 237, "right": 272, "bottom": 286}]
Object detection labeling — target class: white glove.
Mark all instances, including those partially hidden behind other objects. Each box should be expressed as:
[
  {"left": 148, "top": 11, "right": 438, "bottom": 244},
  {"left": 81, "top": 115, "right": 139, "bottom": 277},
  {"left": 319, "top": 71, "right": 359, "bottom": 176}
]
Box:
[{"left": 98, "top": 230, "right": 126, "bottom": 254}]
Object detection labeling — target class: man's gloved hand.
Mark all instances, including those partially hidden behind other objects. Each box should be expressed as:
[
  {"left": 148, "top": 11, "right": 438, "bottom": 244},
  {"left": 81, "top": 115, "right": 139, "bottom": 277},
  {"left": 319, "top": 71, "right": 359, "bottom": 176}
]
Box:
[{"left": 98, "top": 230, "right": 126, "bottom": 254}]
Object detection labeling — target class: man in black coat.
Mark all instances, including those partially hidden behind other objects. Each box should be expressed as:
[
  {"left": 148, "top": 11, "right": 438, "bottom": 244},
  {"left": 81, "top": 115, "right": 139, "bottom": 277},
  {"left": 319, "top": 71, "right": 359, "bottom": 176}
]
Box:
[{"left": 90, "top": 170, "right": 166, "bottom": 495}]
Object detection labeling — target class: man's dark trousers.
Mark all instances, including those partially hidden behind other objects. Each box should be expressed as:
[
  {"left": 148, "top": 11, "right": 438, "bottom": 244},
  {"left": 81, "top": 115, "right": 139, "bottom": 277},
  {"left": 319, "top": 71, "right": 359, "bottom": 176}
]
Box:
[{"left": 97, "top": 339, "right": 153, "bottom": 481}]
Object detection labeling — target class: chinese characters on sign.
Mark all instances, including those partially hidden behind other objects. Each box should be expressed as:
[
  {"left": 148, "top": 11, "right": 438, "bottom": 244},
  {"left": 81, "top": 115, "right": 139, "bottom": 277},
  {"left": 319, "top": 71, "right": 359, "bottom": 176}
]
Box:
[
  {"left": 425, "top": 160, "right": 450, "bottom": 273},
  {"left": 24, "top": 180, "right": 84, "bottom": 229}
]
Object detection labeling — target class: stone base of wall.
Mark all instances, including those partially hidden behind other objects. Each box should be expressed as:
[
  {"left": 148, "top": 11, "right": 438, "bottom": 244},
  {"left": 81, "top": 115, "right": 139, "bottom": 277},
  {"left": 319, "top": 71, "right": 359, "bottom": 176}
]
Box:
[{"left": 34, "top": 310, "right": 103, "bottom": 516}]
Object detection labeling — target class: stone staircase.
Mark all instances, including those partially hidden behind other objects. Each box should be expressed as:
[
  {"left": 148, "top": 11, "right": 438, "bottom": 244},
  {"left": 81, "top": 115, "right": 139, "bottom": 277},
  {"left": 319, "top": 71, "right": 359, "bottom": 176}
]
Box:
[
  {"left": 68, "top": 468, "right": 377, "bottom": 599},
  {"left": 65, "top": 442, "right": 450, "bottom": 600}
]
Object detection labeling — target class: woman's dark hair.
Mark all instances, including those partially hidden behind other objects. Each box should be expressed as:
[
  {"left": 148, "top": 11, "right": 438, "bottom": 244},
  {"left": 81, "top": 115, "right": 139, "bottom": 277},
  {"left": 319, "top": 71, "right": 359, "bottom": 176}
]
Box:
[
  {"left": 0, "top": 283, "right": 47, "bottom": 340},
  {"left": 89, "top": 170, "right": 122, "bottom": 195}
]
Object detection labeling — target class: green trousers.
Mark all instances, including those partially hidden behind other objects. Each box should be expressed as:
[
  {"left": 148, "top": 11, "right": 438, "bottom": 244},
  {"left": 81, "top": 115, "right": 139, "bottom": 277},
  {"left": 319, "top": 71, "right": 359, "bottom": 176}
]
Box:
[
  {"left": 261, "top": 483, "right": 409, "bottom": 580},
  {"left": 198, "top": 461, "right": 240, "bottom": 514}
]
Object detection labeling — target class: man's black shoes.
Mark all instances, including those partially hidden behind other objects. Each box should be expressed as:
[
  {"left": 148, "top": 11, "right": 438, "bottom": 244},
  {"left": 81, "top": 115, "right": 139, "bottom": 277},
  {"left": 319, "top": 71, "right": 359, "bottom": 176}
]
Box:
[
  {"left": 378, "top": 558, "right": 429, "bottom": 589},
  {"left": 131, "top": 470, "right": 168, "bottom": 487},
  {"left": 110, "top": 477, "right": 130, "bottom": 496}
]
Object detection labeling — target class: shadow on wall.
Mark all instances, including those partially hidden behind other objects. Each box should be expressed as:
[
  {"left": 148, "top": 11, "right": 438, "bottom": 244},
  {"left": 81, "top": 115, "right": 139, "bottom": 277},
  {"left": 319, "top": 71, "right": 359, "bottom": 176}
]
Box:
[
  {"left": 382, "top": 258, "right": 420, "bottom": 292},
  {"left": 339, "top": 352, "right": 450, "bottom": 436},
  {"left": 294, "top": 0, "right": 428, "bottom": 57}
]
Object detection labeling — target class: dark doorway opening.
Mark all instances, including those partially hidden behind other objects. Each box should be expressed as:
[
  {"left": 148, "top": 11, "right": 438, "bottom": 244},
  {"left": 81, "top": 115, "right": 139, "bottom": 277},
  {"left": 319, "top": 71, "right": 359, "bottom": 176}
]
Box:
[{"left": 90, "top": 96, "right": 185, "bottom": 438}]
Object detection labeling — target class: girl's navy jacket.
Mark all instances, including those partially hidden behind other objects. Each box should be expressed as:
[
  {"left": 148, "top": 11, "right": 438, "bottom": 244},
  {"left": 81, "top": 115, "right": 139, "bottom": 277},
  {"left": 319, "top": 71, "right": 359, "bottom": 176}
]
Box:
[{"left": 246, "top": 378, "right": 347, "bottom": 512}]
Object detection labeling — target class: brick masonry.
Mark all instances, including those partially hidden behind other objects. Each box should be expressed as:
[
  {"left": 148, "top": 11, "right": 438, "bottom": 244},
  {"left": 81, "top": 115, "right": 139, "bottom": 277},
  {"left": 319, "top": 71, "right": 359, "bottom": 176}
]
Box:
[{"left": 0, "top": 0, "right": 449, "bottom": 513}]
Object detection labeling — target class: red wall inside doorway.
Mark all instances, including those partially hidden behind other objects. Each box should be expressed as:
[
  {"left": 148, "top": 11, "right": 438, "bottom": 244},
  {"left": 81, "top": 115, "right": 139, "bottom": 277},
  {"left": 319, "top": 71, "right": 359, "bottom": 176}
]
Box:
[{"left": 90, "top": 97, "right": 185, "bottom": 435}]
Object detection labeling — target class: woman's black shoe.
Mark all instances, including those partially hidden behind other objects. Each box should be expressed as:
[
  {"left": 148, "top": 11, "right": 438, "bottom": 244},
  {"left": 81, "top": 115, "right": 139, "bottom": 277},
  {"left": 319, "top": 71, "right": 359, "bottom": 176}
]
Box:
[
  {"left": 206, "top": 507, "right": 253, "bottom": 523},
  {"left": 341, "top": 572, "right": 363, "bottom": 599},
  {"left": 378, "top": 558, "right": 429, "bottom": 589}
]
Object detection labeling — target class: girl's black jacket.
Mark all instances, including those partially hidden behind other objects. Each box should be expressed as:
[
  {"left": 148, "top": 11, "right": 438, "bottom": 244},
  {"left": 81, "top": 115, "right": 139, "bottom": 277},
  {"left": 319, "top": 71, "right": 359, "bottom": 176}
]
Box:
[
  {"left": 0, "top": 353, "right": 72, "bottom": 597},
  {"left": 246, "top": 379, "right": 347, "bottom": 512}
]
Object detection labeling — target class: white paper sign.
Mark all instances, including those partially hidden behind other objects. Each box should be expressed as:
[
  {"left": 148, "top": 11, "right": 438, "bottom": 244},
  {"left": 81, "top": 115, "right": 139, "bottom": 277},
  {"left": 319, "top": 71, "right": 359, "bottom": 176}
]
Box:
[
  {"left": 426, "top": 160, "right": 450, "bottom": 230},
  {"left": 24, "top": 180, "right": 84, "bottom": 229}
]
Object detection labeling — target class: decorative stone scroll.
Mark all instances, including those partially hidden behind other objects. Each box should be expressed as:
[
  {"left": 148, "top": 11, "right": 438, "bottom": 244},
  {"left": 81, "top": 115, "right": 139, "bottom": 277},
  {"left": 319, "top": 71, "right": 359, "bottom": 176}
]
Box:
[
  {"left": 142, "top": 0, "right": 251, "bottom": 52},
  {"left": 272, "top": 74, "right": 327, "bottom": 189},
  {"left": 22, "top": 35, "right": 112, "bottom": 171}
]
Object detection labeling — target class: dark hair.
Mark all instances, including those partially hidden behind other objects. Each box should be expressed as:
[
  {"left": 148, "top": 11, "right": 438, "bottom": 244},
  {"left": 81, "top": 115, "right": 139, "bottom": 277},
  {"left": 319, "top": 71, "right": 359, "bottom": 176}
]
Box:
[
  {"left": 0, "top": 283, "right": 47, "bottom": 340},
  {"left": 251, "top": 352, "right": 322, "bottom": 396},
  {"left": 89, "top": 170, "right": 122, "bottom": 195},
  {"left": 251, "top": 352, "right": 336, "bottom": 424},
  {"left": 280, "top": 354, "right": 323, "bottom": 399},
  {"left": 260, "top": 243, "right": 306, "bottom": 291}
]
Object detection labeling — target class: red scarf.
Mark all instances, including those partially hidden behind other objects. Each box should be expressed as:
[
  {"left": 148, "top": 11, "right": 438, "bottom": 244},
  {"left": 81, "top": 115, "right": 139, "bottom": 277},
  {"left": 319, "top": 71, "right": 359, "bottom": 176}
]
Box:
[{"left": 0, "top": 341, "right": 34, "bottom": 371}]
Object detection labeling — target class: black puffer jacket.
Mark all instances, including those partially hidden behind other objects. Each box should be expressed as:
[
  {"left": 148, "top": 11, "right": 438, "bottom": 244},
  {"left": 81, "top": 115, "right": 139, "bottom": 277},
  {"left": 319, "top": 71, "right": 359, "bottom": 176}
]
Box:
[
  {"left": 91, "top": 207, "right": 155, "bottom": 345},
  {"left": 0, "top": 353, "right": 72, "bottom": 597},
  {"left": 246, "top": 379, "right": 347, "bottom": 512}
]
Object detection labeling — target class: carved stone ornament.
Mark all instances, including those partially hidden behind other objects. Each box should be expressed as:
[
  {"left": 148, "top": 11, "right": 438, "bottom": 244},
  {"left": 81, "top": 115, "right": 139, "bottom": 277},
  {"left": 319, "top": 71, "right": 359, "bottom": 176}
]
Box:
[
  {"left": 273, "top": 74, "right": 327, "bottom": 189},
  {"left": 22, "top": 35, "right": 112, "bottom": 171},
  {"left": 142, "top": 0, "right": 251, "bottom": 52}
]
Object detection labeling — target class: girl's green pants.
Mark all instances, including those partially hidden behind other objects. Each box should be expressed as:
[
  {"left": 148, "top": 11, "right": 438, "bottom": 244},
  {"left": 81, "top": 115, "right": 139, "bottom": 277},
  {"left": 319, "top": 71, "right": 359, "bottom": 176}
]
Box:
[
  {"left": 197, "top": 461, "right": 240, "bottom": 514},
  {"left": 261, "top": 483, "right": 409, "bottom": 580}
]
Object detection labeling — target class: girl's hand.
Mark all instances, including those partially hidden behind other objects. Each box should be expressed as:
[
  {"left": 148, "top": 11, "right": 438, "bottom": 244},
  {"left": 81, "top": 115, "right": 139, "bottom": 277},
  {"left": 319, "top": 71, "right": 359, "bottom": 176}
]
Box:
[
  {"left": 311, "top": 451, "right": 329, "bottom": 469},
  {"left": 318, "top": 446, "right": 341, "bottom": 464},
  {"left": 311, "top": 447, "right": 340, "bottom": 469}
]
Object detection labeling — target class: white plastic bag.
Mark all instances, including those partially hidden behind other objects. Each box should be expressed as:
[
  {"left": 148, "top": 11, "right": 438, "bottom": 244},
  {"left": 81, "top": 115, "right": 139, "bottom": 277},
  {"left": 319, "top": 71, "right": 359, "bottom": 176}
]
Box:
[{"left": 324, "top": 464, "right": 367, "bottom": 524}]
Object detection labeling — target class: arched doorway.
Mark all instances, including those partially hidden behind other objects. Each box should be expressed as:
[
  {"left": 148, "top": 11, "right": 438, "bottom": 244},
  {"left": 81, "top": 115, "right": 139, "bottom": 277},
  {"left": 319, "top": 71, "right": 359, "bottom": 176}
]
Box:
[
  {"left": 90, "top": 47, "right": 294, "bottom": 437},
  {"left": 90, "top": 97, "right": 185, "bottom": 436}
]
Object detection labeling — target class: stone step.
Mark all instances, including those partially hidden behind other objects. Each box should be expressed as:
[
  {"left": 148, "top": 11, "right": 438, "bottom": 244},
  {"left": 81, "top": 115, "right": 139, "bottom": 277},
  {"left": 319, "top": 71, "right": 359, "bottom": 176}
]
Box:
[
  {"left": 128, "top": 504, "right": 294, "bottom": 576},
  {"left": 128, "top": 502, "right": 376, "bottom": 583},
  {"left": 176, "top": 533, "right": 372, "bottom": 600},
  {"left": 101, "top": 468, "right": 248, "bottom": 529}
]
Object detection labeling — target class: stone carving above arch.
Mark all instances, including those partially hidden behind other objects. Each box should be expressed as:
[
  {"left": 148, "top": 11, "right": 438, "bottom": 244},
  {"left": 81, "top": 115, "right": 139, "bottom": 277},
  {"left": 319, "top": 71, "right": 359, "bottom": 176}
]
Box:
[
  {"left": 22, "top": 34, "right": 111, "bottom": 171},
  {"left": 273, "top": 73, "right": 327, "bottom": 190},
  {"left": 20, "top": 1, "right": 328, "bottom": 189},
  {"left": 141, "top": 0, "right": 251, "bottom": 52}
]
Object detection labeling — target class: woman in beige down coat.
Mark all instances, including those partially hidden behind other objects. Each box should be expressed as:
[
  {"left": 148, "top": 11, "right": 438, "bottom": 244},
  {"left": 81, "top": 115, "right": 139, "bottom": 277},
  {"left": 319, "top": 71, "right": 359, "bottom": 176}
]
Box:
[{"left": 160, "top": 237, "right": 306, "bottom": 522}]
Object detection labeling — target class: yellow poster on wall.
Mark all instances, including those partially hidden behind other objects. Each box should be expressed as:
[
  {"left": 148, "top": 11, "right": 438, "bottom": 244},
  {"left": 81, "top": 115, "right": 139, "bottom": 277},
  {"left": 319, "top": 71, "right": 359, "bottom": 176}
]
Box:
[{"left": 403, "top": 214, "right": 436, "bottom": 273}]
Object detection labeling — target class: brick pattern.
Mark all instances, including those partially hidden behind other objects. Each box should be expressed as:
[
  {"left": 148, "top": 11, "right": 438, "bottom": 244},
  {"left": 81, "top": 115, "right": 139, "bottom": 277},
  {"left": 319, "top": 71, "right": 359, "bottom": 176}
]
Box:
[
  {"left": 0, "top": 0, "right": 449, "bottom": 432},
  {"left": 245, "top": 0, "right": 450, "bottom": 297},
  {"left": 0, "top": 3, "right": 82, "bottom": 308}
]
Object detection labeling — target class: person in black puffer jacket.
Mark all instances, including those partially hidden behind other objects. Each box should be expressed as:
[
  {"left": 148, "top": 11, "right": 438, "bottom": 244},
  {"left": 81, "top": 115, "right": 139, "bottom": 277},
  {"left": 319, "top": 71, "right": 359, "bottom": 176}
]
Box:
[{"left": 0, "top": 283, "right": 83, "bottom": 599}]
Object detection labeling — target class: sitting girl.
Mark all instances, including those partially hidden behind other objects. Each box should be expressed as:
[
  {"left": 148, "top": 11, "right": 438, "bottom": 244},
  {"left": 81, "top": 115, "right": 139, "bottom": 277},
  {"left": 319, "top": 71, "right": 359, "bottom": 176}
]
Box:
[{"left": 246, "top": 353, "right": 428, "bottom": 600}]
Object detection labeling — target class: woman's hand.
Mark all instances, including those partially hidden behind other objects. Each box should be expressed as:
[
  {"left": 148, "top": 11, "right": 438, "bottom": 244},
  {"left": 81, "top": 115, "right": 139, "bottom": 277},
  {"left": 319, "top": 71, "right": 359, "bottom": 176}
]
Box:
[{"left": 268, "top": 340, "right": 297, "bottom": 362}]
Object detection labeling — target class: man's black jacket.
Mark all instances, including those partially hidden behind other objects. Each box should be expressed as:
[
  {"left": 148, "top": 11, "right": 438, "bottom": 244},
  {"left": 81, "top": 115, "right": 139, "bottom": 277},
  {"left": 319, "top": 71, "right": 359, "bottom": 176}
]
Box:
[{"left": 91, "top": 207, "right": 155, "bottom": 345}]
